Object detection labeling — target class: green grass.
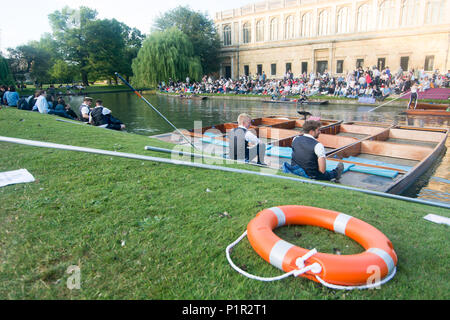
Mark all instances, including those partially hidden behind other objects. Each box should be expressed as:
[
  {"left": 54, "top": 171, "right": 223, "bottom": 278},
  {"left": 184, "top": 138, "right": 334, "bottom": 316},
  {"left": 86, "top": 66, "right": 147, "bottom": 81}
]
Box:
[{"left": 0, "top": 107, "right": 449, "bottom": 299}]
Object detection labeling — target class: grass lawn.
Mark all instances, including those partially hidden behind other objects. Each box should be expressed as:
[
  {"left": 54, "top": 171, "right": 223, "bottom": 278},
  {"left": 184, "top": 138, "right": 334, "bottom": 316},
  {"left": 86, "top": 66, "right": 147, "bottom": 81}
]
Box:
[{"left": 0, "top": 107, "right": 448, "bottom": 300}]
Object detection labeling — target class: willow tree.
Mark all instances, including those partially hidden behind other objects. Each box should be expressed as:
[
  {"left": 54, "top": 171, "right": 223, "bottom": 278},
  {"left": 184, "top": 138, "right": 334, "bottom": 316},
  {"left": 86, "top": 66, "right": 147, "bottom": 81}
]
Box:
[
  {"left": 131, "top": 27, "right": 202, "bottom": 87},
  {"left": 0, "top": 55, "right": 15, "bottom": 86},
  {"left": 153, "top": 6, "right": 222, "bottom": 75}
]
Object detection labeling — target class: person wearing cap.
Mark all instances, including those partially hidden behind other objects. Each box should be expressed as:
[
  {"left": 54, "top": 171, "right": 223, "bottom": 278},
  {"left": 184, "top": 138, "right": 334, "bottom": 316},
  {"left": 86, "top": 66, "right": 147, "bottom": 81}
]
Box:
[
  {"left": 89, "top": 99, "right": 125, "bottom": 131},
  {"left": 289, "top": 120, "right": 343, "bottom": 181},
  {"left": 79, "top": 97, "right": 93, "bottom": 122}
]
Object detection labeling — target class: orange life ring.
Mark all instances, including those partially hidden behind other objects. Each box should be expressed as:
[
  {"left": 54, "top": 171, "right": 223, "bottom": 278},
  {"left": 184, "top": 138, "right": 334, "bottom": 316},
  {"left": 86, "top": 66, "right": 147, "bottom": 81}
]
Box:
[{"left": 247, "top": 206, "right": 397, "bottom": 286}]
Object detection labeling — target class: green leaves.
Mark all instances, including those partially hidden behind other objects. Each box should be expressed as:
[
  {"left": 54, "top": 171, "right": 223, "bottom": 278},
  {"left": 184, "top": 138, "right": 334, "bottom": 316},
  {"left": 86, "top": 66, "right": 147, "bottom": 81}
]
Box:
[
  {"left": 0, "top": 55, "right": 15, "bottom": 86},
  {"left": 153, "top": 6, "right": 222, "bottom": 75},
  {"left": 46, "top": 6, "right": 144, "bottom": 85},
  {"left": 132, "top": 28, "right": 202, "bottom": 87}
]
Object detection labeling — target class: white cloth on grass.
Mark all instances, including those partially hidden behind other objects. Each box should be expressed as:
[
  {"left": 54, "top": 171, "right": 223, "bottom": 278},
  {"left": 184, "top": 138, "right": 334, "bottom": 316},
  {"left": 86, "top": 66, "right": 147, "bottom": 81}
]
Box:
[{"left": 0, "top": 169, "right": 35, "bottom": 188}]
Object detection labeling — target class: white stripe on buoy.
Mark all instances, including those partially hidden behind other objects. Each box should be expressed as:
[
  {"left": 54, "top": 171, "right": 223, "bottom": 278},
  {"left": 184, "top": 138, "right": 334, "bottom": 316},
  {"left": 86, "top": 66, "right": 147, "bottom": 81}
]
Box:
[
  {"left": 269, "top": 207, "right": 286, "bottom": 228},
  {"left": 334, "top": 213, "right": 352, "bottom": 235},
  {"left": 269, "top": 240, "right": 294, "bottom": 271},
  {"left": 367, "top": 248, "right": 395, "bottom": 275}
]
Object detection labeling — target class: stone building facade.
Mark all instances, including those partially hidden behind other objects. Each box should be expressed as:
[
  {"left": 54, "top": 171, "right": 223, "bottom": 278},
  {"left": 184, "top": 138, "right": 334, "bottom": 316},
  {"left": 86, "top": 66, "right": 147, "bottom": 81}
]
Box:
[{"left": 214, "top": 0, "right": 450, "bottom": 79}]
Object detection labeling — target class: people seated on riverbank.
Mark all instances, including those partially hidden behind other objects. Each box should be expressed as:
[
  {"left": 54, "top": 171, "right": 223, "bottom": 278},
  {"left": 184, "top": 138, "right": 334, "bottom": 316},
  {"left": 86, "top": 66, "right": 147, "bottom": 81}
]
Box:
[
  {"left": 89, "top": 99, "right": 125, "bottom": 131},
  {"left": 283, "top": 120, "right": 343, "bottom": 181},
  {"left": 228, "top": 113, "right": 266, "bottom": 165},
  {"left": 48, "top": 97, "right": 78, "bottom": 120},
  {"left": 158, "top": 68, "right": 449, "bottom": 103},
  {"left": 79, "top": 97, "right": 93, "bottom": 122},
  {"left": 34, "top": 90, "right": 49, "bottom": 114},
  {"left": 379, "top": 85, "right": 391, "bottom": 101},
  {"left": 3, "top": 86, "right": 20, "bottom": 107}
]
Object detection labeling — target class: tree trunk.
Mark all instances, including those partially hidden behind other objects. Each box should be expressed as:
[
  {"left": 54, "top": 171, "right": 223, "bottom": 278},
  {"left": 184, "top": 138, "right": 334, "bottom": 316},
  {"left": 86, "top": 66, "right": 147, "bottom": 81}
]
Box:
[{"left": 81, "top": 71, "right": 89, "bottom": 87}]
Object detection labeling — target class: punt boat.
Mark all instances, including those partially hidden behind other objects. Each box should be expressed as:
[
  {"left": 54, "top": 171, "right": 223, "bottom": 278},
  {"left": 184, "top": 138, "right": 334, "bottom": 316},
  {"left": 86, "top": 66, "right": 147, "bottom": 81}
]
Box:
[
  {"left": 150, "top": 117, "right": 447, "bottom": 194},
  {"left": 326, "top": 125, "right": 448, "bottom": 194},
  {"left": 404, "top": 103, "right": 450, "bottom": 116}
]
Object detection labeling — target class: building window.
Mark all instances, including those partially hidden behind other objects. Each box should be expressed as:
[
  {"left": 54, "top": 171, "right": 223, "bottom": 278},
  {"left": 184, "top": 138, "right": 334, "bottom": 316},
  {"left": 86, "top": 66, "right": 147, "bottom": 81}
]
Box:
[
  {"left": 244, "top": 65, "right": 249, "bottom": 76},
  {"left": 225, "top": 66, "right": 232, "bottom": 79},
  {"left": 285, "top": 15, "right": 295, "bottom": 39},
  {"left": 301, "top": 62, "right": 308, "bottom": 74},
  {"left": 425, "top": 0, "right": 445, "bottom": 24},
  {"left": 271, "top": 63, "right": 277, "bottom": 76},
  {"left": 270, "top": 18, "right": 278, "bottom": 41},
  {"left": 256, "top": 20, "right": 264, "bottom": 42},
  {"left": 318, "top": 9, "right": 330, "bottom": 36},
  {"left": 401, "top": 0, "right": 420, "bottom": 26},
  {"left": 336, "top": 60, "right": 344, "bottom": 74},
  {"left": 286, "top": 63, "right": 292, "bottom": 73},
  {"left": 337, "top": 7, "right": 350, "bottom": 34},
  {"left": 357, "top": 4, "right": 370, "bottom": 32},
  {"left": 377, "top": 58, "right": 386, "bottom": 71},
  {"left": 425, "top": 55, "right": 435, "bottom": 71},
  {"left": 257, "top": 64, "right": 263, "bottom": 75},
  {"left": 317, "top": 61, "right": 328, "bottom": 74},
  {"left": 223, "top": 25, "right": 231, "bottom": 46},
  {"left": 243, "top": 22, "right": 251, "bottom": 44},
  {"left": 301, "top": 12, "right": 312, "bottom": 38},
  {"left": 378, "top": 0, "right": 396, "bottom": 29},
  {"left": 356, "top": 59, "right": 364, "bottom": 68},
  {"left": 400, "top": 56, "right": 409, "bottom": 71}
]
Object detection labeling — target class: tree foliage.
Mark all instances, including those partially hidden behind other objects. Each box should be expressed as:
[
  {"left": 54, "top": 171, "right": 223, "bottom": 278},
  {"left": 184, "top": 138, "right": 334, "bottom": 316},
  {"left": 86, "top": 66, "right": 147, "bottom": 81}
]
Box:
[
  {"left": 7, "top": 40, "right": 53, "bottom": 85},
  {"left": 132, "top": 27, "right": 202, "bottom": 87},
  {"left": 49, "top": 60, "right": 78, "bottom": 84},
  {"left": 47, "top": 6, "right": 144, "bottom": 85},
  {"left": 0, "top": 55, "right": 15, "bottom": 86},
  {"left": 153, "top": 6, "right": 222, "bottom": 75}
]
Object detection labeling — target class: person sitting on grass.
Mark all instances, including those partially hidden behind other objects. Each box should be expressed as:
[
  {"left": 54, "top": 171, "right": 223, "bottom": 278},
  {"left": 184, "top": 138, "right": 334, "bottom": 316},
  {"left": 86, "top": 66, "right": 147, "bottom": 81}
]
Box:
[
  {"left": 34, "top": 90, "right": 49, "bottom": 114},
  {"left": 4, "top": 86, "right": 20, "bottom": 107},
  {"left": 379, "top": 85, "right": 391, "bottom": 101},
  {"left": 79, "top": 97, "right": 93, "bottom": 122},
  {"left": 284, "top": 120, "right": 343, "bottom": 181},
  {"left": 89, "top": 99, "right": 126, "bottom": 131},
  {"left": 48, "top": 97, "right": 78, "bottom": 120}
]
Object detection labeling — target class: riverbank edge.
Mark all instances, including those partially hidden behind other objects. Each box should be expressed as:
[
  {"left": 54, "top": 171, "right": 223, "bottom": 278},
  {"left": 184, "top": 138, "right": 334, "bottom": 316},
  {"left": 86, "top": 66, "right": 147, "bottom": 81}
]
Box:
[
  {"left": 156, "top": 91, "right": 450, "bottom": 108},
  {"left": 0, "top": 107, "right": 449, "bottom": 299},
  {"left": 18, "top": 87, "right": 154, "bottom": 99}
]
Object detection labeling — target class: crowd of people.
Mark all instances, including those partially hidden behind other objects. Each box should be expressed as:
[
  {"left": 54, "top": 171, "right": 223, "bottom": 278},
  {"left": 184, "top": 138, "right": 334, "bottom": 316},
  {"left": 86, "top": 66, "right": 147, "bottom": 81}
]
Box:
[
  {"left": 0, "top": 86, "right": 125, "bottom": 131},
  {"left": 159, "top": 67, "right": 450, "bottom": 102}
]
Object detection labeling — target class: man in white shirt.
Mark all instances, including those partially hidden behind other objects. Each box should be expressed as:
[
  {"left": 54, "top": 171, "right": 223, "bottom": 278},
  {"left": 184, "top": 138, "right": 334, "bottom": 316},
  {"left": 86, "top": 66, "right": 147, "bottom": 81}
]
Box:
[
  {"left": 290, "top": 120, "right": 343, "bottom": 181},
  {"left": 228, "top": 113, "right": 266, "bottom": 165},
  {"left": 79, "top": 97, "right": 93, "bottom": 122},
  {"left": 35, "top": 90, "right": 49, "bottom": 114}
]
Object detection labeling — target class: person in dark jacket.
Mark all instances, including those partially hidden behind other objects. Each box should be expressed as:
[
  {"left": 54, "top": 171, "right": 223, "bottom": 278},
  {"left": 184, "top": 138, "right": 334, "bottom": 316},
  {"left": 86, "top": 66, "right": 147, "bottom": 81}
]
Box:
[
  {"left": 89, "top": 100, "right": 125, "bottom": 131},
  {"left": 228, "top": 113, "right": 266, "bottom": 165},
  {"left": 290, "top": 120, "right": 343, "bottom": 181}
]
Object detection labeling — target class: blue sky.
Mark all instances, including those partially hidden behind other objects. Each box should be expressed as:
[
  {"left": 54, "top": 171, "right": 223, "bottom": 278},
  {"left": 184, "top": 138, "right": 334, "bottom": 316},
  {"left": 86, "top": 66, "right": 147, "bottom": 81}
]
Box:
[{"left": 0, "top": 0, "right": 255, "bottom": 54}]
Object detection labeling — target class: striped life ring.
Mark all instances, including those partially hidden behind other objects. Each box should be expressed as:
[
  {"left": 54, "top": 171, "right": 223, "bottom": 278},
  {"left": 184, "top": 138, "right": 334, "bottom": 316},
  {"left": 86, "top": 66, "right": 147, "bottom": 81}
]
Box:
[{"left": 247, "top": 206, "right": 397, "bottom": 287}]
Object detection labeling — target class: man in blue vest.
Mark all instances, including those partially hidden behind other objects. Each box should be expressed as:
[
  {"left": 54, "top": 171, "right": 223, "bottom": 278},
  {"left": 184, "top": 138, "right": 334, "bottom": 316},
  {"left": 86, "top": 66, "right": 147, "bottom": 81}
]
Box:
[
  {"left": 291, "top": 120, "right": 343, "bottom": 181},
  {"left": 228, "top": 113, "right": 266, "bottom": 165}
]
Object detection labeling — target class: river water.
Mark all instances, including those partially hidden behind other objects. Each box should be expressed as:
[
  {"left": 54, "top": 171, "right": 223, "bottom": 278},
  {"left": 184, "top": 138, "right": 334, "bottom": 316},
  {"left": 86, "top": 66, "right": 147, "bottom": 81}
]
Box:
[{"left": 64, "top": 92, "right": 449, "bottom": 202}]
